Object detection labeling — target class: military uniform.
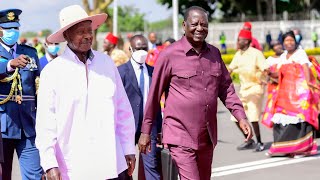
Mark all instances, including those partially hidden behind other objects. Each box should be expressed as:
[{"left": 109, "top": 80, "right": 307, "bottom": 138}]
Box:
[{"left": 0, "top": 9, "right": 43, "bottom": 180}]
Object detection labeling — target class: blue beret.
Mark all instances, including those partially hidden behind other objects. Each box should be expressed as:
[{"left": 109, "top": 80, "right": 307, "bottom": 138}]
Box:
[{"left": 0, "top": 9, "right": 22, "bottom": 28}]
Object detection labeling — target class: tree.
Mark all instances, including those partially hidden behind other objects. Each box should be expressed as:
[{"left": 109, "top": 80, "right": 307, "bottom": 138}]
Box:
[
  {"left": 21, "top": 31, "right": 37, "bottom": 38},
  {"left": 40, "top": 29, "right": 52, "bottom": 37},
  {"left": 98, "top": 6, "right": 145, "bottom": 33},
  {"left": 118, "top": 6, "right": 144, "bottom": 32},
  {"left": 157, "top": 0, "right": 320, "bottom": 22},
  {"left": 308, "top": 0, "right": 320, "bottom": 11},
  {"left": 82, "top": 0, "right": 114, "bottom": 49},
  {"left": 220, "top": 0, "right": 317, "bottom": 20},
  {"left": 157, "top": 0, "right": 217, "bottom": 20}
]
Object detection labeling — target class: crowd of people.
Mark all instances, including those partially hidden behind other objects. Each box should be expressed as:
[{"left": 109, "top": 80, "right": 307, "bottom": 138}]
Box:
[
  {"left": 0, "top": 4, "right": 319, "bottom": 180},
  {"left": 228, "top": 21, "right": 320, "bottom": 158}
]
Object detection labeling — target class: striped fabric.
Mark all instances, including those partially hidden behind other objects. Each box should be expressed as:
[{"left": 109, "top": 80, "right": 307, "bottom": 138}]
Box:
[
  {"left": 268, "top": 122, "right": 318, "bottom": 156},
  {"left": 0, "top": 94, "right": 35, "bottom": 101}
]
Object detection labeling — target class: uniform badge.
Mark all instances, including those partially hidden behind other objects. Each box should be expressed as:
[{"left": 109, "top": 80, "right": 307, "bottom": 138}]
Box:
[
  {"left": 26, "top": 56, "right": 38, "bottom": 71},
  {"left": 7, "top": 12, "right": 15, "bottom": 21}
]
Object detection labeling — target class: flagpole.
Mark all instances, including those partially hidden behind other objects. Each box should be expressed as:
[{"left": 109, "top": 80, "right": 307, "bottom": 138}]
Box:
[
  {"left": 173, "top": 0, "right": 179, "bottom": 40},
  {"left": 272, "top": 0, "right": 276, "bottom": 21},
  {"left": 113, "top": 0, "right": 118, "bottom": 35}
]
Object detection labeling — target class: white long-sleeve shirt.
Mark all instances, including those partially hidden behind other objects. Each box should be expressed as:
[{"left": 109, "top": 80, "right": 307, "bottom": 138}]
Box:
[
  {"left": 35, "top": 46, "right": 135, "bottom": 179},
  {"left": 130, "top": 59, "right": 149, "bottom": 108}
]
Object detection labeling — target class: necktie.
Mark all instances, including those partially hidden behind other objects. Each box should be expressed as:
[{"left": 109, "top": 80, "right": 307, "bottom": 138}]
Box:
[
  {"left": 139, "top": 65, "right": 144, "bottom": 98},
  {"left": 9, "top": 48, "right": 14, "bottom": 58}
]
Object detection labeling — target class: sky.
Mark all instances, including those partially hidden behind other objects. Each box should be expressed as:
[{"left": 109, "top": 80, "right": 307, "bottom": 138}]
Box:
[{"left": 1, "top": 0, "right": 172, "bottom": 33}]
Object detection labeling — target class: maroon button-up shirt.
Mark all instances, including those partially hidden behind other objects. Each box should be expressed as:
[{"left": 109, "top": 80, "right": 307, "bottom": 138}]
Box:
[{"left": 141, "top": 36, "right": 247, "bottom": 150}]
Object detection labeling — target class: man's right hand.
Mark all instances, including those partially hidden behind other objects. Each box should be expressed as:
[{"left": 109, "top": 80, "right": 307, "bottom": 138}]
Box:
[
  {"left": 239, "top": 119, "right": 253, "bottom": 142},
  {"left": 138, "top": 133, "right": 151, "bottom": 154},
  {"left": 46, "top": 167, "right": 62, "bottom": 180},
  {"left": 10, "top": 55, "right": 29, "bottom": 69}
]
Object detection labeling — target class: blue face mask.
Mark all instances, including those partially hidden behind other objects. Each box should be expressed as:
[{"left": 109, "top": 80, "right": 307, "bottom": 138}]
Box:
[
  {"left": 1, "top": 28, "right": 20, "bottom": 45},
  {"left": 295, "top": 34, "right": 301, "bottom": 42},
  {"left": 47, "top": 45, "right": 60, "bottom": 55}
]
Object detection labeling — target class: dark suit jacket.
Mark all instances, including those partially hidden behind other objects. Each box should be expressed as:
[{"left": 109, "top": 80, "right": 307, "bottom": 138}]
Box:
[
  {"left": 0, "top": 44, "right": 40, "bottom": 139},
  {"left": 118, "top": 61, "right": 162, "bottom": 144}
]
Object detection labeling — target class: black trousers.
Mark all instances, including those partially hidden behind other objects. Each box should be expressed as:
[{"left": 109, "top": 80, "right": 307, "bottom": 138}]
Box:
[{"left": 0, "top": 135, "right": 3, "bottom": 163}]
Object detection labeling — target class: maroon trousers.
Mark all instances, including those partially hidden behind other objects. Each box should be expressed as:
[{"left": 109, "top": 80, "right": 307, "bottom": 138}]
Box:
[{"left": 168, "top": 143, "right": 213, "bottom": 180}]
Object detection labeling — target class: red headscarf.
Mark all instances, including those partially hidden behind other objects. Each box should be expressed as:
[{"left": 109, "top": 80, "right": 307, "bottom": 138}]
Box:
[
  {"left": 243, "top": 22, "right": 252, "bottom": 30},
  {"left": 238, "top": 29, "right": 252, "bottom": 40},
  {"left": 105, "top": 33, "right": 118, "bottom": 45}
]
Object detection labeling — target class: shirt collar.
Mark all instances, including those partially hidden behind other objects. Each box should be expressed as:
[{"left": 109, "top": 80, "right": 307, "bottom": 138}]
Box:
[
  {"left": 180, "top": 36, "right": 210, "bottom": 54},
  {"left": 239, "top": 46, "right": 252, "bottom": 55},
  {"left": 64, "top": 45, "right": 95, "bottom": 64},
  {"left": 0, "top": 42, "right": 17, "bottom": 53},
  {"left": 45, "top": 52, "right": 54, "bottom": 62},
  {"left": 130, "top": 58, "right": 147, "bottom": 71}
]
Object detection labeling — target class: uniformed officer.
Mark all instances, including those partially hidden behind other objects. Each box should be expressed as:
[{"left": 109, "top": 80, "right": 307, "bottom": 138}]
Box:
[{"left": 0, "top": 9, "right": 43, "bottom": 180}]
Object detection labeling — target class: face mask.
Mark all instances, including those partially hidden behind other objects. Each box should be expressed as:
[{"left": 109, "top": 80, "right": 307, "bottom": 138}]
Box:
[
  {"left": 0, "top": 28, "right": 20, "bottom": 45},
  {"left": 47, "top": 45, "right": 60, "bottom": 55},
  {"left": 130, "top": 47, "right": 148, "bottom": 64},
  {"left": 295, "top": 35, "right": 301, "bottom": 42}
]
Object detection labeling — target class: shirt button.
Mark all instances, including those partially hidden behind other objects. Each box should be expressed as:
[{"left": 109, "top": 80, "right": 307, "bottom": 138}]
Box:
[
  {"left": 206, "top": 105, "right": 209, "bottom": 107},
  {"left": 205, "top": 88, "right": 207, "bottom": 91},
  {"left": 137, "top": 104, "right": 139, "bottom": 107},
  {"left": 202, "top": 71, "right": 204, "bottom": 75}
]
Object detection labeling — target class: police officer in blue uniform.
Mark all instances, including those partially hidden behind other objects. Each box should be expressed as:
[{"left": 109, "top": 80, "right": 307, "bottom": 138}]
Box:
[{"left": 0, "top": 9, "right": 43, "bottom": 180}]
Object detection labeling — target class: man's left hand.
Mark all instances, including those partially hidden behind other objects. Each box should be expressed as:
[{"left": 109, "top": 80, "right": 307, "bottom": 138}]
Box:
[
  {"left": 125, "top": 154, "right": 136, "bottom": 176},
  {"left": 239, "top": 119, "right": 253, "bottom": 142}
]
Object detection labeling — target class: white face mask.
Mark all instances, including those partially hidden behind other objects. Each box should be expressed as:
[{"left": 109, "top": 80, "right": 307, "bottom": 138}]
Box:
[{"left": 130, "top": 47, "right": 148, "bottom": 64}]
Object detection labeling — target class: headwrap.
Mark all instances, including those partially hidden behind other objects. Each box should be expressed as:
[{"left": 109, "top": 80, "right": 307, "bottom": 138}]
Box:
[
  {"left": 243, "top": 22, "right": 252, "bottom": 30},
  {"left": 105, "top": 33, "right": 118, "bottom": 45},
  {"left": 238, "top": 29, "right": 252, "bottom": 40}
]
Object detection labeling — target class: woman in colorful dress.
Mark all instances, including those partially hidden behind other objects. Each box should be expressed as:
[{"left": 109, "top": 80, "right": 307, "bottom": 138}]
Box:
[
  {"left": 262, "top": 41, "right": 283, "bottom": 128},
  {"left": 263, "top": 31, "right": 319, "bottom": 157}
]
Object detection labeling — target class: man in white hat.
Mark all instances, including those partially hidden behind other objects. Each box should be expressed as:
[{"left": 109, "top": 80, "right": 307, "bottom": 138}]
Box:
[{"left": 35, "top": 5, "right": 136, "bottom": 180}]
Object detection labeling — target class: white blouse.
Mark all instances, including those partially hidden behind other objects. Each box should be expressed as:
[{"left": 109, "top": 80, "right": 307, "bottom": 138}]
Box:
[{"left": 272, "top": 48, "right": 311, "bottom": 125}]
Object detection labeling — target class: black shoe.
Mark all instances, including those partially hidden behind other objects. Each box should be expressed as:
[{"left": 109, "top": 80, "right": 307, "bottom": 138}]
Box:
[
  {"left": 254, "top": 142, "right": 265, "bottom": 152},
  {"left": 237, "top": 139, "right": 255, "bottom": 150}
]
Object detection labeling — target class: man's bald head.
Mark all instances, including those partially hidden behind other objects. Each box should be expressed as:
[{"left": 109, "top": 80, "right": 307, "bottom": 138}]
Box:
[
  {"left": 130, "top": 34, "right": 148, "bottom": 51},
  {"left": 148, "top": 32, "right": 157, "bottom": 44}
]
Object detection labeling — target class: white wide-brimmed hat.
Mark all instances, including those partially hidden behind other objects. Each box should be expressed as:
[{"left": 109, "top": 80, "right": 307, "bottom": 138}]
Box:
[{"left": 47, "top": 5, "right": 107, "bottom": 43}]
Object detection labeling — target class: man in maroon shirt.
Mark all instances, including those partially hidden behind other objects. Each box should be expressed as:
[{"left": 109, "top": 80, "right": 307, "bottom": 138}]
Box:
[{"left": 138, "top": 6, "right": 252, "bottom": 180}]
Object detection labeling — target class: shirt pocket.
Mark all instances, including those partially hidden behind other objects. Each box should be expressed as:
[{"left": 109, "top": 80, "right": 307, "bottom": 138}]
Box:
[
  {"left": 208, "top": 70, "right": 222, "bottom": 90},
  {"left": 210, "top": 70, "right": 222, "bottom": 77},
  {"left": 175, "top": 71, "right": 197, "bottom": 90}
]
